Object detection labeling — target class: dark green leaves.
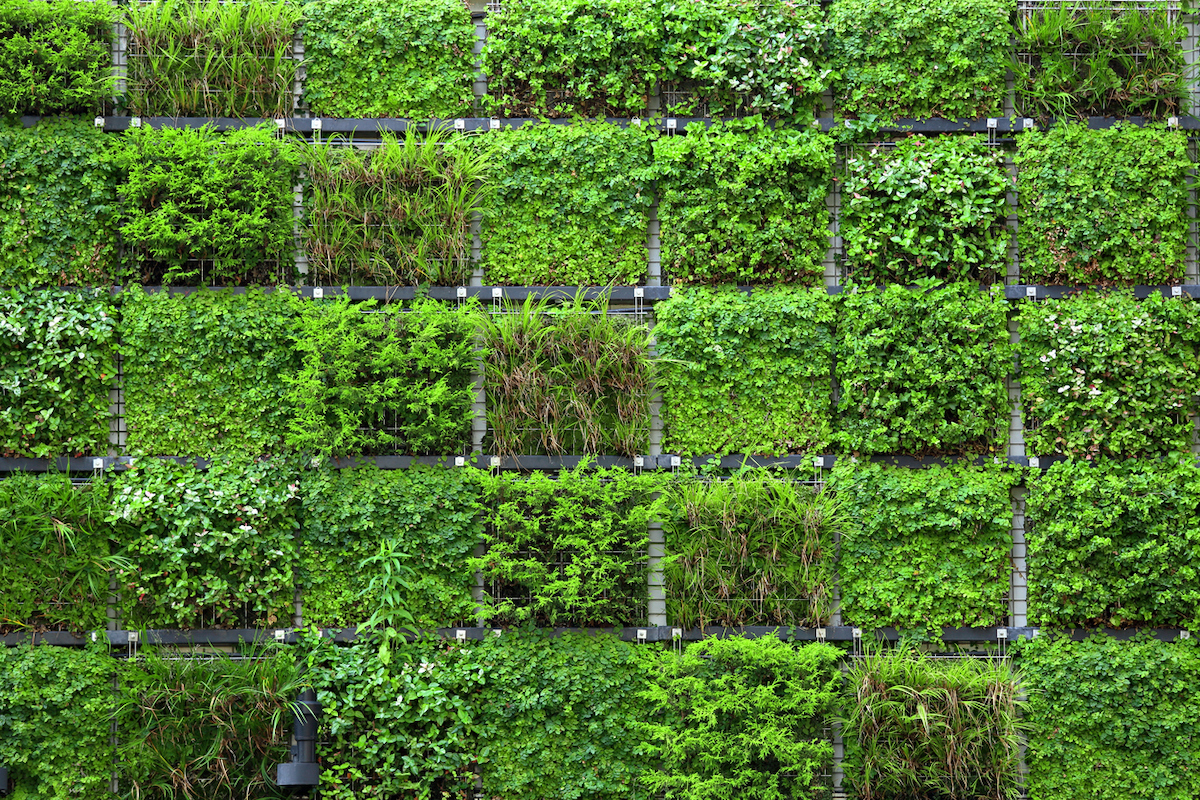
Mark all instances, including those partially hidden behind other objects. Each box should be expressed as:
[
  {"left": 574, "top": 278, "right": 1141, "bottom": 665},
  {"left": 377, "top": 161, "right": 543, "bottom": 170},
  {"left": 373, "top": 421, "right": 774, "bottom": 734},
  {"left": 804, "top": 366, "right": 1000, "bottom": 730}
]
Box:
[{"left": 0, "top": 0, "right": 113, "bottom": 115}]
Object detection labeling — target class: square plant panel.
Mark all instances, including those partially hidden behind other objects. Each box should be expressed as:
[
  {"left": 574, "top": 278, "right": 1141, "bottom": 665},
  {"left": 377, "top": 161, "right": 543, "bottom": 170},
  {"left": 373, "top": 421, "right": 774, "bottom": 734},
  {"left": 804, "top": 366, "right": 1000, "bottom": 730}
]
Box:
[
  {"left": 114, "top": 123, "right": 299, "bottom": 286},
  {"left": 301, "top": 128, "right": 486, "bottom": 287},
  {"left": 828, "top": 0, "right": 1011, "bottom": 118},
  {"left": 482, "top": 121, "right": 654, "bottom": 285},
  {"left": 123, "top": 0, "right": 300, "bottom": 118},
  {"left": 481, "top": 0, "right": 659, "bottom": 117},
  {"left": 659, "top": 0, "right": 829, "bottom": 121},
  {"left": 0, "top": 0, "right": 113, "bottom": 115},
  {"left": 662, "top": 472, "right": 838, "bottom": 629},
  {"left": 286, "top": 295, "right": 477, "bottom": 458},
  {"left": 300, "top": 465, "right": 483, "bottom": 629},
  {"left": 482, "top": 295, "right": 652, "bottom": 458},
  {"left": 836, "top": 282, "right": 1012, "bottom": 456},
  {"left": 0, "top": 473, "right": 116, "bottom": 634},
  {"left": 1018, "top": 291, "right": 1200, "bottom": 458},
  {"left": 1015, "top": 1, "right": 1187, "bottom": 120},
  {"left": 1021, "top": 634, "right": 1200, "bottom": 800},
  {"left": 831, "top": 461, "right": 1018, "bottom": 631},
  {"left": 1027, "top": 456, "right": 1200, "bottom": 628},
  {"left": 843, "top": 646, "right": 1023, "bottom": 800},
  {"left": 1016, "top": 123, "right": 1190, "bottom": 285},
  {"left": 0, "top": 120, "right": 121, "bottom": 287},
  {"left": 122, "top": 287, "right": 297, "bottom": 459},
  {"left": 473, "top": 462, "right": 663, "bottom": 626},
  {"left": 655, "top": 286, "right": 835, "bottom": 457},
  {"left": 301, "top": 0, "right": 475, "bottom": 119},
  {"left": 0, "top": 288, "right": 116, "bottom": 458},
  {"left": 653, "top": 118, "right": 833, "bottom": 285},
  {"left": 841, "top": 135, "right": 1011, "bottom": 284},
  {"left": 109, "top": 457, "right": 299, "bottom": 630}
]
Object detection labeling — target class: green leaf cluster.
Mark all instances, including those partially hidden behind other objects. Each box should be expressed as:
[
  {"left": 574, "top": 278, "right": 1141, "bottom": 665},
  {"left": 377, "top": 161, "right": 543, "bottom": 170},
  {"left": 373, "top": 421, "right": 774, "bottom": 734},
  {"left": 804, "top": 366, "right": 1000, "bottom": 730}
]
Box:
[
  {"left": 1020, "top": 634, "right": 1200, "bottom": 800},
  {"left": 662, "top": 471, "right": 843, "bottom": 628},
  {"left": 0, "top": 120, "right": 120, "bottom": 287},
  {"left": 285, "top": 295, "right": 477, "bottom": 457},
  {"left": 1017, "top": 292, "right": 1200, "bottom": 458},
  {"left": 0, "top": 643, "right": 115, "bottom": 800},
  {"left": 831, "top": 461, "right": 1017, "bottom": 631},
  {"left": 655, "top": 286, "right": 835, "bottom": 457},
  {"left": 118, "top": 646, "right": 300, "bottom": 800},
  {"left": 476, "top": 630, "right": 654, "bottom": 799},
  {"left": 842, "top": 135, "right": 1010, "bottom": 284},
  {"left": 304, "top": 631, "right": 488, "bottom": 800},
  {"left": 482, "top": 0, "right": 660, "bottom": 117},
  {"left": 0, "top": 0, "right": 113, "bottom": 115},
  {"left": 114, "top": 123, "right": 299, "bottom": 286},
  {"left": 121, "top": 288, "right": 297, "bottom": 458},
  {"left": 0, "top": 473, "right": 118, "bottom": 634},
  {"left": 1027, "top": 457, "right": 1200, "bottom": 628},
  {"left": 301, "top": 0, "right": 475, "bottom": 119},
  {"left": 0, "top": 288, "right": 116, "bottom": 458},
  {"left": 836, "top": 282, "right": 1012, "bottom": 455},
  {"left": 123, "top": 0, "right": 301, "bottom": 118},
  {"left": 652, "top": 118, "right": 832, "bottom": 285},
  {"left": 639, "top": 636, "right": 840, "bottom": 800},
  {"left": 1015, "top": 5, "right": 1187, "bottom": 120},
  {"left": 475, "top": 461, "right": 663, "bottom": 626},
  {"left": 483, "top": 121, "right": 654, "bottom": 285},
  {"left": 482, "top": 294, "right": 652, "bottom": 457},
  {"left": 660, "top": 0, "right": 830, "bottom": 121},
  {"left": 1015, "top": 123, "right": 1190, "bottom": 285},
  {"left": 828, "top": 0, "right": 1010, "bottom": 118},
  {"left": 300, "top": 465, "right": 483, "bottom": 629},
  {"left": 107, "top": 457, "right": 299, "bottom": 629},
  {"left": 301, "top": 127, "right": 491, "bottom": 286},
  {"left": 843, "top": 645, "right": 1024, "bottom": 800}
]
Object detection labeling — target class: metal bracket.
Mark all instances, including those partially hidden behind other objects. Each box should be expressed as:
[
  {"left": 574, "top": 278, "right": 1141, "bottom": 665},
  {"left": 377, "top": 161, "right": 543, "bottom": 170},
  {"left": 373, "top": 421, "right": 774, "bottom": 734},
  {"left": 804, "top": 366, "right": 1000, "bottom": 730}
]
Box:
[
  {"left": 94, "top": 116, "right": 104, "bottom": 128},
  {"left": 813, "top": 456, "right": 825, "bottom": 468},
  {"left": 275, "top": 119, "right": 286, "bottom": 135},
  {"left": 666, "top": 118, "right": 677, "bottom": 131},
  {"left": 130, "top": 117, "right": 142, "bottom": 128},
  {"left": 457, "top": 286, "right": 467, "bottom": 298},
  {"left": 127, "top": 631, "right": 139, "bottom": 644},
  {"left": 455, "top": 629, "right": 467, "bottom": 642},
  {"left": 454, "top": 119, "right": 466, "bottom": 131},
  {"left": 489, "top": 117, "right": 500, "bottom": 131},
  {"left": 852, "top": 628, "right": 862, "bottom": 640},
  {"left": 1173, "top": 285, "right": 1183, "bottom": 297},
  {"left": 311, "top": 118, "right": 321, "bottom": 132},
  {"left": 634, "top": 287, "right": 644, "bottom": 298},
  {"left": 1169, "top": 116, "right": 1180, "bottom": 128},
  {"left": 633, "top": 455, "right": 644, "bottom": 467},
  {"left": 816, "top": 628, "right": 827, "bottom": 642},
  {"left": 1025, "top": 286, "right": 1037, "bottom": 299},
  {"left": 489, "top": 456, "right": 501, "bottom": 468},
  {"left": 492, "top": 629, "right": 502, "bottom": 637},
  {"left": 670, "top": 455, "right": 681, "bottom": 468},
  {"left": 1028, "top": 456, "right": 1040, "bottom": 469},
  {"left": 274, "top": 629, "right": 286, "bottom": 643},
  {"left": 312, "top": 287, "right": 324, "bottom": 299},
  {"left": 93, "top": 458, "right": 105, "bottom": 470},
  {"left": 631, "top": 117, "right": 641, "bottom": 126},
  {"left": 987, "top": 118, "right": 998, "bottom": 129},
  {"left": 636, "top": 629, "right": 647, "bottom": 643},
  {"left": 996, "top": 628, "right": 1008, "bottom": 640},
  {"left": 1023, "top": 118, "right": 1035, "bottom": 130},
  {"left": 1181, "top": 630, "right": 1191, "bottom": 640},
  {"left": 454, "top": 456, "right": 466, "bottom": 467},
  {"left": 671, "top": 627, "right": 682, "bottom": 639},
  {"left": 491, "top": 287, "right": 503, "bottom": 299}
]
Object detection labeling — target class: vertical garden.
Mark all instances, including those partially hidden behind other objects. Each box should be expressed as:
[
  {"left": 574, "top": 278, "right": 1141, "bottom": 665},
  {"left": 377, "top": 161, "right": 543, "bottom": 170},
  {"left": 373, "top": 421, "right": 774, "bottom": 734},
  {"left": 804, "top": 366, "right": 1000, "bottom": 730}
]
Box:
[{"left": 1, "top": 0, "right": 1199, "bottom": 797}]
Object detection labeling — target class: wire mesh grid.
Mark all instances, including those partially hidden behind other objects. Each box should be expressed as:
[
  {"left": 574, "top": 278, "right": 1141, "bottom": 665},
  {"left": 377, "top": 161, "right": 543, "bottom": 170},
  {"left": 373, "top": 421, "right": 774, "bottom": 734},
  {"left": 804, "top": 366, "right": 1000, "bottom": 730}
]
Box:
[{"left": 109, "top": 351, "right": 126, "bottom": 454}]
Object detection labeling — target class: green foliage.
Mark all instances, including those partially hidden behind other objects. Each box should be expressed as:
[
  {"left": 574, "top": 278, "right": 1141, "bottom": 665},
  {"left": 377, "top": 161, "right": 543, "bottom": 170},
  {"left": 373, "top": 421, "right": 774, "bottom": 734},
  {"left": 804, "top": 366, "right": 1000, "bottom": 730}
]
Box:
[
  {"left": 831, "top": 462, "right": 1017, "bottom": 630},
  {"left": 640, "top": 637, "right": 838, "bottom": 800},
  {"left": 285, "top": 295, "right": 477, "bottom": 457},
  {"left": 482, "top": 121, "right": 653, "bottom": 285},
  {"left": 843, "top": 645, "right": 1024, "bottom": 800},
  {"left": 836, "top": 281, "right": 1012, "bottom": 455},
  {"left": 0, "top": 120, "right": 120, "bottom": 287},
  {"left": 660, "top": 0, "right": 829, "bottom": 120},
  {"left": 300, "top": 465, "right": 483, "bottom": 629},
  {"left": 652, "top": 118, "right": 832, "bottom": 285},
  {"left": 1016, "top": 123, "right": 1190, "bottom": 285},
  {"left": 114, "top": 123, "right": 298, "bottom": 286},
  {"left": 118, "top": 646, "right": 301, "bottom": 800},
  {"left": 301, "top": 127, "right": 490, "bottom": 286},
  {"left": 305, "top": 631, "right": 488, "bottom": 800},
  {"left": 481, "top": 294, "right": 651, "bottom": 458},
  {"left": 124, "top": 0, "right": 301, "bottom": 118},
  {"left": 0, "top": 0, "right": 112, "bottom": 115},
  {"left": 0, "top": 643, "right": 115, "bottom": 800},
  {"left": 0, "top": 288, "right": 116, "bottom": 458},
  {"left": 1015, "top": 5, "right": 1187, "bottom": 119},
  {"left": 1027, "top": 457, "right": 1200, "bottom": 628},
  {"left": 108, "top": 457, "right": 299, "bottom": 629},
  {"left": 477, "top": 630, "right": 653, "bottom": 799},
  {"left": 656, "top": 286, "right": 834, "bottom": 457},
  {"left": 1017, "top": 292, "right": 1200, "bottom": 458},
  {"left": 842, "top": 135, "right": 1010, "bottom": 283},
  {"left": 482, "top": 0, "right": 659, "bottom": 117},
  {"left": 0, "top": 473, "right": 119, "bottom": 633},
  {"left": 302, "top": 0, "right": 475, "bottom": 119},
  {"left": 122, "top": 287, "right": 297, "bottom": 458},
  {"left": 828, "top": 0, "right": 1010, "bottom": 118},
  {"left": 476, "top": 461, "right": 662, "bottom": 626},
  {"left": 662, "top": 472, "right": 842, "bottom": 628},
  {"left": 1020, "top": 634, "right": 1200, "bottom": 800}
]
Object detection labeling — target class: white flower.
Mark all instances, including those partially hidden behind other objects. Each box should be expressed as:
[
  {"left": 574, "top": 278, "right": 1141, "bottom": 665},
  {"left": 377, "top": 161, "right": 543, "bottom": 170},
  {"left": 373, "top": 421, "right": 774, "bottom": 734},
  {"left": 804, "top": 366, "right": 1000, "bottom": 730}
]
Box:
[
  {"left": 239, "top": 524, "right": 253, "bottom": 532},
  {"left": 1048, "top": 349, "right": 1056, "bottom": 359},
  {"left": 1058, "top": 385, "right": 1070, "bottom": 393}
]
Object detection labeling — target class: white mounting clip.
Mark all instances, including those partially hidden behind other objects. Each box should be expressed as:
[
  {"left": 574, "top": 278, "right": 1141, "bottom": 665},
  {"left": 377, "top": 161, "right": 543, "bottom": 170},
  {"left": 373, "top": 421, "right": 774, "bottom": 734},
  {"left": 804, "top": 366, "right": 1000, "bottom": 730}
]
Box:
[
  {"left": 813, "top": 456, "right": 825, "bottom": 468},
  {"left": 1023, "top": 118, "right": 1035, "bottom": 130},
  {"left": 1172, "top": 285, "right": 1183, "bottom": 297},
  {"left": 633, "top": 455, "right": 644, "bottom": 467},
  {"left": 454, "top": 456, "right": 466, "bottom": 467},
  {"left": 996, "top": 628, "right": 1008, "bottom": 640},
  {"left": 1028, "top": 456, "right": 1040, "bottom": 469},
  {"left": 1025, "top": 286, "right": 1037, "bottom": 299},
  {"left": 636, "top": 629, "right": 647, "bottom": 642},
  {"left": 91, "top": 631, "right": 98, "bottom": 642},
  {"left": 852, "top": 628, "right": 862, "bottom": 640},
  {"left": 490, "top": 456, "right": 501, "bottom": 468},
  {"left": 94, "top": 116, "right": 104, "bottom": 128},
  {"left": 631, "top": 117, "right": 641, "bottom": 126},
  {"left": 455, "top": 629, "right": 467, "bottom": 642},
  {"left": 1181, "top": 630, "right": 1192, "bottom": 640},
  {"left": 274, "top": 629, "right": 286, "bottom": 643},
  {"left": 666, "top": 118, "right": 677, "bottom": 131},
  {"left": 311, "top": 118, "right": 322, "bottom": 132},
  {"left": 634, "top": 287, "right": 644, "bottom": 298},
  {"left": 457, "top": 286, "right": 467, "bottom": 298},
  {"left": 130, "top": 117, "right": 142, "bottom": 128},
  {"left": 987, "top": 118, "right": 998, "bottom": 129},
  {"left": 816, "top": 628, "right": 827, "bottom": 642},
  {"left": 670, "top": 455, "right": 681, "bottom": 468},
  {"left": 275, "top": 119, "right": 286, "bottom": 135},
  {"left": 1169, "top": 116, "right": 1180, "bottom": 128},
  {"left": 489, "top": 117, "right": 500, "bottom": 131},
  {"left": 491, "top": 287, "right": 503, "bottom": 299},
  {"left": 671, "top": 627, "right": 682, "bottom": 640},
  {"left": 312, "top": 286, "right": 324, "bottom": 299},
  {"left": 127, "top": 631, "right": 139, "bottom": 644},
  {"left": 93, "top": 458, "right": 105, "bottom": 470},
  {"left": 492, "top": 629, "right": 502, "bottom": 637},
  {"left": 454, "top": 118, "right": 466, "bottom": 130}
]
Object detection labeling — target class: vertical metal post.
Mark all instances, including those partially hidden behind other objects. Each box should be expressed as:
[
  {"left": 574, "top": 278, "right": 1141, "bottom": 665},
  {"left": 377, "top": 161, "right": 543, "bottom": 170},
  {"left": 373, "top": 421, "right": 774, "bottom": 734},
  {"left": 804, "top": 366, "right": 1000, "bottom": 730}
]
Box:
[{"left": 1010, "top": 487, "right": 1028, "bottom": 628}]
